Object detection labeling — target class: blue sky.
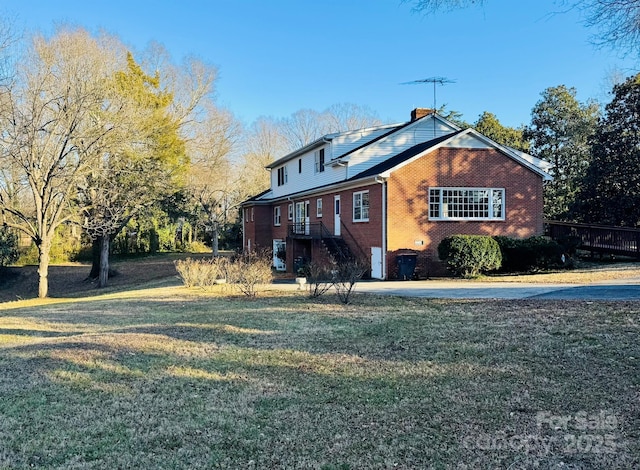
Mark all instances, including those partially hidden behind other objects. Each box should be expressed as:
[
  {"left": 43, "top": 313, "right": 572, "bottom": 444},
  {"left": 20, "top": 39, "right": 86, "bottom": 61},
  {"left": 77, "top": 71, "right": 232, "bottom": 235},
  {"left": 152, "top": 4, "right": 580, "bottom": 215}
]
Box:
[{"left": 10, "top": 0, "right": 639, "bottom": 128}]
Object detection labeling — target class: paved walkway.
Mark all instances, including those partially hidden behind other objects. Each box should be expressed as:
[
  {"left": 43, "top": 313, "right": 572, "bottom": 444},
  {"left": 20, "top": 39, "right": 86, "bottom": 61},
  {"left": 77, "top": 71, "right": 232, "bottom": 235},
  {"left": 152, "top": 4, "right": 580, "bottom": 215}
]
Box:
[{"left": 273, "top": 277, "right": 640, "bottom": 300}]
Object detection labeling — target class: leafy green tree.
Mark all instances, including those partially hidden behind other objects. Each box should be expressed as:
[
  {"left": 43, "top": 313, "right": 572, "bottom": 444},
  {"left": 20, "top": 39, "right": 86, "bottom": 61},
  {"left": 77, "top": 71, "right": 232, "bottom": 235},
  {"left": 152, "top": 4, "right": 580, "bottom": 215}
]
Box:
[
  {"left": 524, "top": 85, "right": 599, "bottom": 220},
  {"left": 576, "top": 74, "right": 640, "bottom": 226},
  {"left": 0, "top": 226, "right": 18, "bottom": 267},
  {"left": 80, "top": 52, "right": 188, "bottom": 287},
  {"left": 474, "top": 111, "right": 529, "bottom": 152}
]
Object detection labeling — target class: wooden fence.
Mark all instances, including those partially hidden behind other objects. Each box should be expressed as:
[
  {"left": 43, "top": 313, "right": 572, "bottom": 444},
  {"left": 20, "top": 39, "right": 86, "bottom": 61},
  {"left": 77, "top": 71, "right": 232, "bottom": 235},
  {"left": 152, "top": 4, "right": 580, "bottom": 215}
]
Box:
[{"left": 545, "top": 221, "right": 640, "bottom": 259}]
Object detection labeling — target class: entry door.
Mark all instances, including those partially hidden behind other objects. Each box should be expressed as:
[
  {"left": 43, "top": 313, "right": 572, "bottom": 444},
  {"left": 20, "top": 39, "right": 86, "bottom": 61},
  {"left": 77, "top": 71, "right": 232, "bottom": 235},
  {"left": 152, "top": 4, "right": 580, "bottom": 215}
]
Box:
[
  {"left": 334, "top": 195, "right": 341, "bottom": 236},
  {"left": 295, "top": 201, "right": 310, "bottom": 235},
  {"left": 371, "top": 246, "right": 383, "bottom": 279},
  {"left": 273, "top": 240, "right": 286, "bottom": 271}
]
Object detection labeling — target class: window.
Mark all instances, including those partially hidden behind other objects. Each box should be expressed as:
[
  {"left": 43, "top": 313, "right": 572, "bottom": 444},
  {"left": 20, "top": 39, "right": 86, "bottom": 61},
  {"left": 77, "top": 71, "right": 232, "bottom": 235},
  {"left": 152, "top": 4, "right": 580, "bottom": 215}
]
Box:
[
  {"left": 273, "top": 206, "right": 281, "bottom": 226},
  {"left": 277, "top": 166, "right": 288, "bottom": 186},
  {"left": 429, "top": 188, "right": 505, "bottom": 220},
  {"left": 353, "top": 190, "right": 369, "bottom": 222},
  {"left": 251, "top": 208, "right": 254, "bottom": 222},
  {"left": 314, "top": 149, "right": 325, "bottom": 173},
  {"left": 316, "top": 198, "right": 323, "bottom": 217},
  {"left": 298, "top": 159, "right": 302, "bottom": 173},
  {"left": 288, "top": 203, "right": 293, "bottom": 220}
]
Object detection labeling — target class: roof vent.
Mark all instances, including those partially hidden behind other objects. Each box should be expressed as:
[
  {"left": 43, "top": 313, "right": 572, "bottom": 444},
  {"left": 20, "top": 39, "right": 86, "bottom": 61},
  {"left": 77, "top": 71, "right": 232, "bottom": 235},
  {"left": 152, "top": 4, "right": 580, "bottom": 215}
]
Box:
[{"left": 411, "top": 108, "right": 434, "bottom": 121}]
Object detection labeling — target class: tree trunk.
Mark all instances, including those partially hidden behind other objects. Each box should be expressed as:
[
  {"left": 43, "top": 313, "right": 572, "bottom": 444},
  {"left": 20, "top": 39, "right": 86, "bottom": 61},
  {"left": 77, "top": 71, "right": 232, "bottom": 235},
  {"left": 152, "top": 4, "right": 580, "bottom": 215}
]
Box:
[
  {"left": 37, "top": 238, "right": 51, "bottom": 298},
  {"left": 89, "top": 238, "right": 100, "bottom": 279},
  {"left": 98, "top": 235, "right": 110, "bottom": 288},
  {"left": 211, "top": 220, "right": 219, "bottom": 257}
]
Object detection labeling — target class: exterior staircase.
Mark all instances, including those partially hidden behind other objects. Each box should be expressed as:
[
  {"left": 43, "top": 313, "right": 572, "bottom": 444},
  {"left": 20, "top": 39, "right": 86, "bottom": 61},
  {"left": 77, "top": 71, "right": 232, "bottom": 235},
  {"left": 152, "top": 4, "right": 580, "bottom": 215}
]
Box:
[{"left": 321, "top": 236, "right": 354, "bottom": 264}]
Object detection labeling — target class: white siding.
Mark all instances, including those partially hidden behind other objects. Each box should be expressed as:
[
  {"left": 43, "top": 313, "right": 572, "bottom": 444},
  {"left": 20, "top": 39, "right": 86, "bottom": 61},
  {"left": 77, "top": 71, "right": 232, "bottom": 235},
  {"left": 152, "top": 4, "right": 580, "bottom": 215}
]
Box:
[
  {"left": 330, "top": 125, "right": 400, "bottom": 160},
  {"left": 443, "top": 133, "right": 492, "bottom": 149},
  {"left": 269, "top": 144, "right": 348, "bottom": 199},
  {"left": 346, "top": 116, "right": 457, "bottom": 178}
]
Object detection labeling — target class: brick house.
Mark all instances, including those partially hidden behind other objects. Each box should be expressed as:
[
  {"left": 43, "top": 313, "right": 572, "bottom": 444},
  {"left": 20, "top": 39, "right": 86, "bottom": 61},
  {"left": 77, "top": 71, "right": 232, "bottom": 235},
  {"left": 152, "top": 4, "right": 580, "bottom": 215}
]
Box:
[{"left": 241, "top": 109, "right": 552, "bottom": 279}]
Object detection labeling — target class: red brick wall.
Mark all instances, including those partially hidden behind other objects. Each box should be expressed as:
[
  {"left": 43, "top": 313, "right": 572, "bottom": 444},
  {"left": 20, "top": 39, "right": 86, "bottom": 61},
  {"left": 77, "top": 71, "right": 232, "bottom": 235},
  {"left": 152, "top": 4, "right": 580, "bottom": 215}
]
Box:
[
  {"left": 386, "top": 147, "right": 544, "bottom": 275},
  {"left": 243, "top": 205, "right": 274, "bottom": 251},
  {"left": 335, "top": 184, "right": 383, "bottom": 260}
]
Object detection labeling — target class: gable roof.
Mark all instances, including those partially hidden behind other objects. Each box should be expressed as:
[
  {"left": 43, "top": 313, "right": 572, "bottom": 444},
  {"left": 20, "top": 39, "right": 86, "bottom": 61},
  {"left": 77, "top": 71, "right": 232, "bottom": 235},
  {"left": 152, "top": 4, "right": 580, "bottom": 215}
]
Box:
[
  {"left": 265, "top": 123, "right": 401, "bottom": 170},
  {"left": 334, "top": 112, "right": 461, "bottom": 163},
  {"left": 350, "top": 127, "right": 553, "bottom": 181},
  {"left": 350, "top": 131, "right": 462, "bottom": 180}
]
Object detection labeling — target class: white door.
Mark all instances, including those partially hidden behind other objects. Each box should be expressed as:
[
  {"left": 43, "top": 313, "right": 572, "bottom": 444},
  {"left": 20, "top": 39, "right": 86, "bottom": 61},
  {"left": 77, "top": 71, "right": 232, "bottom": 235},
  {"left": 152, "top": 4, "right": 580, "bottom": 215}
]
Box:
[
  {"left": 273, "top": 240, "right": 286, "bottom": 271},
  {"left": 371, "top": 246, "right": 383, "bottom": 279},
  {"left": 334, "top": 195, "right": 341, "bottom": 236},
  {"left": 295, "top": 202, "right": 309, "bottom": 235}
]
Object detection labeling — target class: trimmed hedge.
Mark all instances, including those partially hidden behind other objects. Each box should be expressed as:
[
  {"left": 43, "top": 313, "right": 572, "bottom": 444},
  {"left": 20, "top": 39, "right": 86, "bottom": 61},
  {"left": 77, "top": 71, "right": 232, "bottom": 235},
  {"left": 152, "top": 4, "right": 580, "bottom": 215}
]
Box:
[
  {"left": 493, "top": 235, "right": 565, "bottom": 272},
  {"left": 437, "top": 235, "right": 502, "bottom": 278}
]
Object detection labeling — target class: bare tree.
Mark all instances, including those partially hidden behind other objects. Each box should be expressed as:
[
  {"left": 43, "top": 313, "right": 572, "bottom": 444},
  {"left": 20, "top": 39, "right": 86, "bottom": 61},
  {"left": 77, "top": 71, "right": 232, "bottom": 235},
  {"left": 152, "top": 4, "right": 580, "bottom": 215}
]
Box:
[
  {"left": 405, "top": 0, "right": 640, "bottom": 56},
  {"left": 321, "top": 103, "right": 382, "bottom": 133},
  {"left": 184, "top": 103, "right": 241, "bottom": 255},
  {"left": 0, "top": 28, "right": 118, "bottom": 297},
  {"left": 238, "top": 117, "right": 289, "bottom": 197},
  {"left": 579, "top": 0, "right": 640, "bottom": 54}
]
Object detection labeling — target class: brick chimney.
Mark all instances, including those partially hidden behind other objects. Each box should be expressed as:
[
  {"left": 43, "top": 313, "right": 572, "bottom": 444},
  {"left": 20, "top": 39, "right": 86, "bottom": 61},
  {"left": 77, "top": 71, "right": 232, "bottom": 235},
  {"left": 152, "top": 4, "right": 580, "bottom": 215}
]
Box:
[{"left": 411, "top": 108, "right": 434, "bottom": 121}]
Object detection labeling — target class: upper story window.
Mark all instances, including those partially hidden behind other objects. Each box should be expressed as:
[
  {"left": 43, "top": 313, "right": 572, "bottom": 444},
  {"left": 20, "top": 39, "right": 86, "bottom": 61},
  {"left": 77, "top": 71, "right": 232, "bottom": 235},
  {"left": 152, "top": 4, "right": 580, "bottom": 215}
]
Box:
[
  {"left": 353, "top": 190, "right": 369, "bottom": 222},
  {"left": 314, "top": 149, "right": 325, "bottom": 173},
  {"left": 288, "top": 203, "right": 293, "bottom": 220},
  {"left": 429, "top": 187, "right": 505, "bottom": 220},
  {"left": 277, "top": 166, "right": 288, "bottom": 186},
  {"left": 273, "top": 206, "right": 281, "bottom": 226},
  {"left": 316, "top": 198, "right": 323, "bottom": 217},
  {"left": 298, "top": 159, "right": 302, "bottom": 173}
]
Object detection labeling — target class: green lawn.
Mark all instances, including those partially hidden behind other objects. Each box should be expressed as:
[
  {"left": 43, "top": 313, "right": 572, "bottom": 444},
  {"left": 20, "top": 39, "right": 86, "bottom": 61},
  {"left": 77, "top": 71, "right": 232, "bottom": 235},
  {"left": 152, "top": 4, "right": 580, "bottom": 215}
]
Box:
[{"left": 0, "top": 287, "right": 638, "bottom": 469}]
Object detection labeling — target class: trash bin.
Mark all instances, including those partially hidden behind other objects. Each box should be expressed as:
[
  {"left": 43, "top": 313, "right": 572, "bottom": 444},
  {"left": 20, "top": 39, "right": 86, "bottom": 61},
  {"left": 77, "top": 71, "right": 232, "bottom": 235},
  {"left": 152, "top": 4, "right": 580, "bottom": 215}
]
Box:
[{"left": 396, "top": 253, "right": 418, "bottom": 280}]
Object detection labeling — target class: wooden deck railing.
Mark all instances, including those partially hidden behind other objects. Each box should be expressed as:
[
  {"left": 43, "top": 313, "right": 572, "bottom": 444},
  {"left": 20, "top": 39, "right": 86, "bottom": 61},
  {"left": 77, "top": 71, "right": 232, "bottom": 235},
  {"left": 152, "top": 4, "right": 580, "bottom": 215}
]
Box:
[{"left": 545, "top": 220, "right": 640, "bottom": 258}]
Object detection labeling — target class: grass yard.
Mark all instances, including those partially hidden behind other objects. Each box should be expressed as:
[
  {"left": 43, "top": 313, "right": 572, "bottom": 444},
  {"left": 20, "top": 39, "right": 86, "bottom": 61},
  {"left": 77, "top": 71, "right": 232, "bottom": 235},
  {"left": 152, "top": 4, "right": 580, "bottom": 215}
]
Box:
[{"left": 0, "top": 286, "right": 638, "bottom": 469}]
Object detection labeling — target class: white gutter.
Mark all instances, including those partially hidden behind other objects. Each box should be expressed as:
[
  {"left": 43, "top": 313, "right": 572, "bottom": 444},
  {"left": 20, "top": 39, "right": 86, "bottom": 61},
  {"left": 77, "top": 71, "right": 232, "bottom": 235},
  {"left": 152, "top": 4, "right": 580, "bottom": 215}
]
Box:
[{"left": 241, "top": 207, "right": 246, "bottom": 252}]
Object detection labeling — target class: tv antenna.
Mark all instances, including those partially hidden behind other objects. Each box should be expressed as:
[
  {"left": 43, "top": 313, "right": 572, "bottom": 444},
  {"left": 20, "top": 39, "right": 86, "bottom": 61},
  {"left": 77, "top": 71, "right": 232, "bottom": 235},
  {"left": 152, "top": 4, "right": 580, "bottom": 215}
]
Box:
[{"left": 401, "top": 76, "right": 456, "bottom": 113}]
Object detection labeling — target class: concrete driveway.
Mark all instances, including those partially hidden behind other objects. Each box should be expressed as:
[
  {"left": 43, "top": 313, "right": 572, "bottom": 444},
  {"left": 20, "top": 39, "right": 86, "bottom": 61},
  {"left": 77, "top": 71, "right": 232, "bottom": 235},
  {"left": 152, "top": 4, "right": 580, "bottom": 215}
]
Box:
[{"left": 276, "top": 277, "right": 640, "bottom": 300}]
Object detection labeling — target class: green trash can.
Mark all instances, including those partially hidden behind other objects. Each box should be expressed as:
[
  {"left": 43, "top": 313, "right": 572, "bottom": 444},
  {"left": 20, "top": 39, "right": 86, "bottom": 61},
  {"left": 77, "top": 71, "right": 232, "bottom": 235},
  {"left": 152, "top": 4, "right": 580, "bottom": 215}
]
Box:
[{"left": 396, "top": 253, "right": 417, "bottom": 280}]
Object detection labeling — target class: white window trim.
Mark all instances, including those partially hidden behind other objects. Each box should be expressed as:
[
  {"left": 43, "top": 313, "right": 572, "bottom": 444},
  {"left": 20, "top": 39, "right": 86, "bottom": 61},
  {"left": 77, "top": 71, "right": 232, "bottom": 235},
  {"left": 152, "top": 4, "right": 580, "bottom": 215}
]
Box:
[
  {"left": 277, "top": 166, "right": 288, "bottom": 186},
  {"left": 288, "top": 203, "right": 293, "bottom": 220},
  {"left": 316, "top": 198, "right": 323, "bottom": 218},
  {"left": 429, "top": 187, "right": 505, "bottom": 221},
  {"left": 353, "top": 190, "right": 370, "bottom": 222},
  {"left": 274, "top": 206, "right": 281, "bottom": 226}
]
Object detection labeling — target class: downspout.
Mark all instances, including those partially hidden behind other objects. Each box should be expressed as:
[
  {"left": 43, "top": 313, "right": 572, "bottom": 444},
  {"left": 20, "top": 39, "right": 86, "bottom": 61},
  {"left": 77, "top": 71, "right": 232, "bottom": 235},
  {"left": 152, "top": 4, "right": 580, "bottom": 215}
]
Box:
[
  {"left": 241, "top": 207, "right": 246, "bottom": 252},
  {"left": 375, "top": 176, "right": 387, "bottom": 279}
]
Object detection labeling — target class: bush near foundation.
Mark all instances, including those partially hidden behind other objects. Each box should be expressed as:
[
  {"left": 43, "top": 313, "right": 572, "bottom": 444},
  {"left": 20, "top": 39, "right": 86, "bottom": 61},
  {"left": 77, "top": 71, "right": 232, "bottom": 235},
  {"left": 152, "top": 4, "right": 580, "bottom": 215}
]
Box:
[
  {"left": 437, "top": 235, "right": 502, "bottom": 278},
  {"left": 493, "top": 236, "right": 566, "bottom": 272}
]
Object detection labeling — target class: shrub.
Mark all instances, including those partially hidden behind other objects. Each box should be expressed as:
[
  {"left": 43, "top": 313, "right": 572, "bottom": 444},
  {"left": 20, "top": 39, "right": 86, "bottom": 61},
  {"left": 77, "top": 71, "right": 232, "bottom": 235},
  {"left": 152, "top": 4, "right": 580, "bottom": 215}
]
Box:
[
  {"left": 302, "top": 260, "right": 336, "bottom": 298},
  {"left": 0, "top": 227, "right": 19, "bottom": 267},
  {"left": 494, "top": 235, "right": 565, "bottom": 272},
  {"left": 333, "top": 258, "right": 368, "bottom": 304},
  {"left": 183, "top": 240, "right": 210, "bottom": 253},
  {"left": 226, "top": 250, "right": 273, "bottom": 297},
  {"left": 174, "top": 257, "right": 229, "bottom": 288},
  {"left": 437, "top": 235, "right": 502, "bottom": 278}
]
